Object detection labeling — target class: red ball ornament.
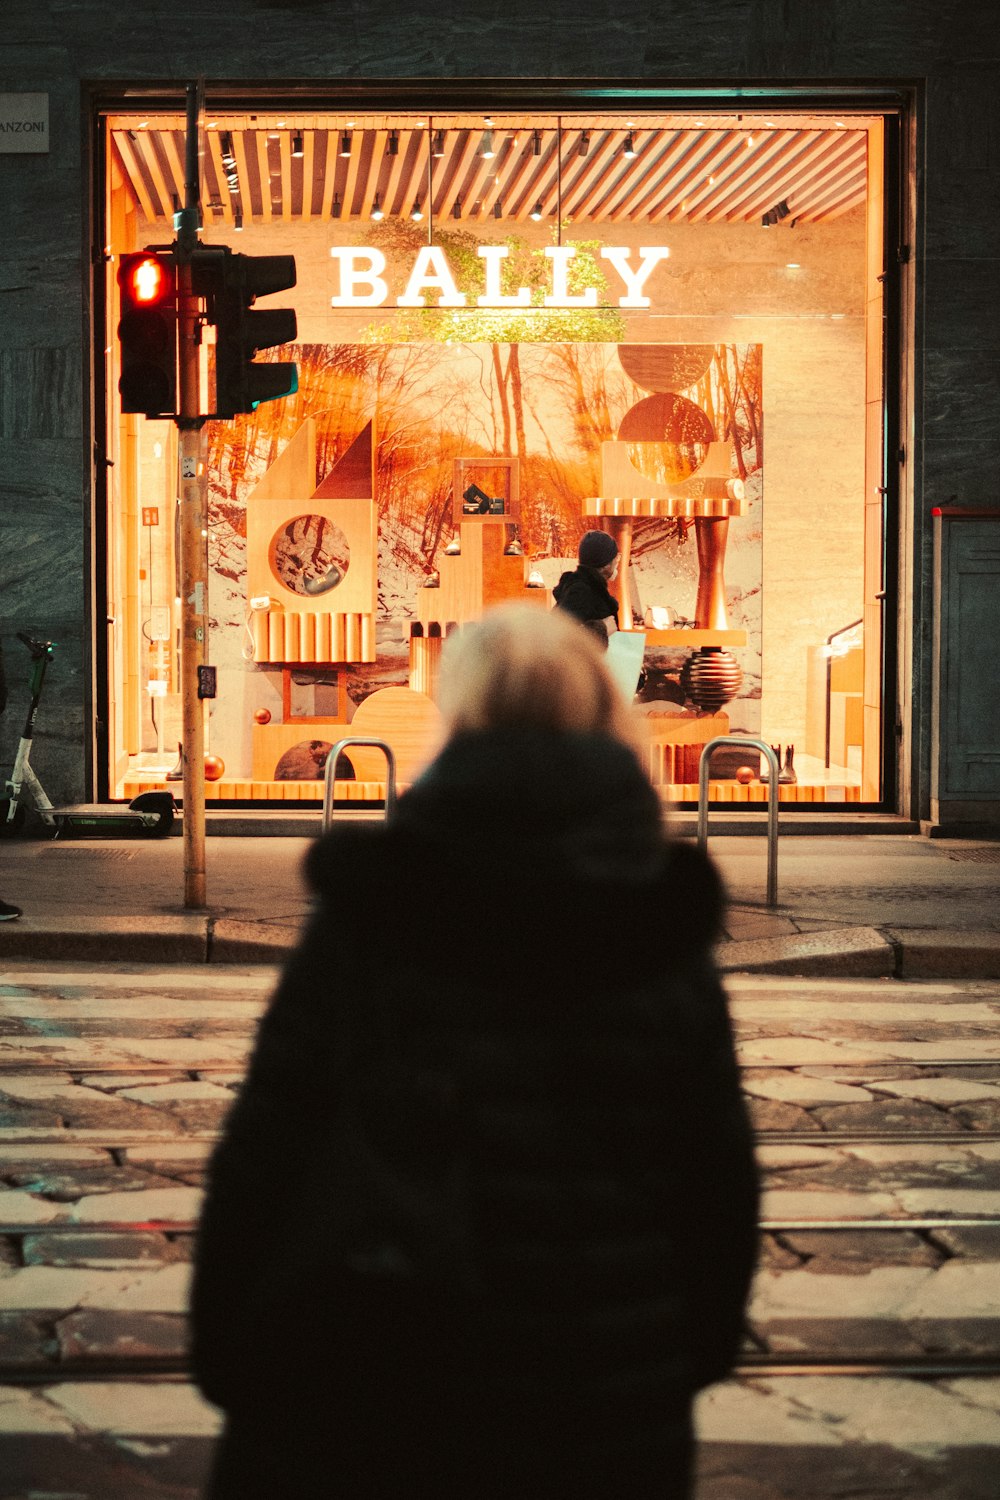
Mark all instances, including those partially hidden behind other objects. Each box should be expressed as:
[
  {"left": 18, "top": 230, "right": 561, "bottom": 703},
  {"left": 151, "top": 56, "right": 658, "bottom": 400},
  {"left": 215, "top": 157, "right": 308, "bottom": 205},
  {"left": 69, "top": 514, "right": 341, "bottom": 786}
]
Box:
[
  {"left": 736, "top": 766, "right": 755, "bottom": 785},
  {"left": 253, "top": 707, "right": 271, "bottom": 725},
  {"left": 204, "top": 755, "right": 225, "bottom": 782}
]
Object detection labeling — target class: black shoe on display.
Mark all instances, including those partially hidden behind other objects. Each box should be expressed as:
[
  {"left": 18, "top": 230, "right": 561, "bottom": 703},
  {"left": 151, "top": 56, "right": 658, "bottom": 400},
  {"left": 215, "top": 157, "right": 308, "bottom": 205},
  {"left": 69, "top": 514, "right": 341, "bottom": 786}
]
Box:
[{"left": 0, "top": 900, "right": 23, "bottom": 922}]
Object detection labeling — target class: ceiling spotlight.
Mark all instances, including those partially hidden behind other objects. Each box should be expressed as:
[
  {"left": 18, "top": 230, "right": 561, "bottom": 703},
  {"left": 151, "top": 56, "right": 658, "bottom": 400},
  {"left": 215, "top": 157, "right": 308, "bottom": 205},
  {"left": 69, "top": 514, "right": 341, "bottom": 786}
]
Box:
[
  {"left": 220, "top": 131, "right": 233, "bottom": 156},
  {"left": 339, "top": 131, "right": 352, "bottom": 157},
  {"left": 493, "top": 199, "right": 503, "bottom": 219},
  {"left": 480, "top": 128, "right": 495, "bottom": 159},
  {"left": 387, "top": 130, "right": 399, "bottom": 156},
  {"left": 432, "top": 129, "right": 445, "bottom": 156},
  {"left": 452, "top": 197, "right": 462, "bottom": 219},
  {"left": 532, "top": 129, "right": 542, "bottom": 156},
  {"left": 234, "top": 210, "right": 243, "bottom": 231},
  {"left": 622, "top": 132, "right": 636, "bottom": 158},
  {"left": 410, "top": 199, "right": 423, "bottom": 221},
  {"left": 292, "top": 131, "right": 304, "bottom": 158},
  {"left": 578, "top": 130, "right": 590, "bottom": 156},
  {"left": 761, "top": 199, "right": 791, "bottom": 228},
  {"left": 371, "top": 193, "right": 384, "bottom": 221},
  {"left": 530, "top": 200, "right": 543, "bottom": 221},
  {"left": 330, "top": 193, "right": 342, "bottom": 219}
]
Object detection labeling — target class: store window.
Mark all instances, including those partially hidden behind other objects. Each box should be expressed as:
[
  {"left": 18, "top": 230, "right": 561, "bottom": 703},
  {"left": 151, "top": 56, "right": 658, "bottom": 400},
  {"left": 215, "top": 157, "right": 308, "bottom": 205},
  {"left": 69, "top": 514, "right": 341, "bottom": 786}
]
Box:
[{"left": 101, "top": 105, "right": 886, "bottom": 807}]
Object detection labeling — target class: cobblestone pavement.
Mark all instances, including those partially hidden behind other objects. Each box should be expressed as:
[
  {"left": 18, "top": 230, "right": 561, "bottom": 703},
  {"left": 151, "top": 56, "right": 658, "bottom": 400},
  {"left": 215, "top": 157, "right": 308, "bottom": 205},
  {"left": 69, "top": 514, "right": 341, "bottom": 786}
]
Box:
[{"left": 0, "top": 963, "right": 998, "bottom": 1498}]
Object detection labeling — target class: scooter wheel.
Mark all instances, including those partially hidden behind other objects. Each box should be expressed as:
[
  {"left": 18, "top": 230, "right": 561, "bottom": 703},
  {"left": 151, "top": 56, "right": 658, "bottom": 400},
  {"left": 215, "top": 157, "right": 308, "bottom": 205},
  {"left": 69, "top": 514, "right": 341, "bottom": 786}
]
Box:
[
  {"left": 0, "top": 801, "right": 26, "bottom": 836},
  {"left": 141, "top": 810, "right": 176, "bottom": 839}
]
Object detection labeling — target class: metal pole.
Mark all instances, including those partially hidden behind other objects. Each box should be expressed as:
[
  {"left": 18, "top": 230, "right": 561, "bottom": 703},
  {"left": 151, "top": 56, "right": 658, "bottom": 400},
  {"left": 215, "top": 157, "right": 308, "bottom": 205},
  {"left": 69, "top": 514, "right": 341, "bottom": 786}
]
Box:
[
  {"left": 698, "top": 735, "right": 780, "bottom": 907},
  {"left": 175, "top": 82, "right": 207, "bottom": 908}
]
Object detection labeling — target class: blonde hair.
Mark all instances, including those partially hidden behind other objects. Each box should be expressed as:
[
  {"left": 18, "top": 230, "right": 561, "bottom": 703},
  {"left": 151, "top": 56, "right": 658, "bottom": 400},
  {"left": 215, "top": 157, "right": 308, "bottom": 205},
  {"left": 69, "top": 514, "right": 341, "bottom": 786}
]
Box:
[{"left": 437, "top": 603, "right": 638, "bottom": 749}]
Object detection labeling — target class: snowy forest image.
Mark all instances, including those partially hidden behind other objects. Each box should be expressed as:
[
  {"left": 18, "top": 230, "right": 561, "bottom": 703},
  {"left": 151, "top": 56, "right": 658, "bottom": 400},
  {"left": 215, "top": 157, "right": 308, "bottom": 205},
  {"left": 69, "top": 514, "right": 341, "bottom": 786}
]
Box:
[{"left": 202, "top": 330, "right": 763, "bottom": 778}]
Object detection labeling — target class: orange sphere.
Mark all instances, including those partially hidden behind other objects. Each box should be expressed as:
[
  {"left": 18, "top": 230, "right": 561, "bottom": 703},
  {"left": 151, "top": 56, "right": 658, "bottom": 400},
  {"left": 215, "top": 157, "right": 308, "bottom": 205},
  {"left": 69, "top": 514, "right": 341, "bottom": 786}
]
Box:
[
  {"left": 253, "top": 707, "right": 271, "bottom": 725},
  {"left": 736, "top": 766, "right": 755, "bottom": 785},
  {"left": 204, "top": 755, "right": 225, "bottom": 782}
]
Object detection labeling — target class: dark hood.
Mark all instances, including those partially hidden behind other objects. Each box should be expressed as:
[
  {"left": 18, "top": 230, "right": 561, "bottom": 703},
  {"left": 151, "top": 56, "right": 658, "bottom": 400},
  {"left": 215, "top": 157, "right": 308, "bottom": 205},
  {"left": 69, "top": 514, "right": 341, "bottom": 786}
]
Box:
[
  {"left": 393, "top": 729, "right": 664, "bottom": 881},
  {"left": 306, "top": 729, "right": 725, "bottom": 969}
]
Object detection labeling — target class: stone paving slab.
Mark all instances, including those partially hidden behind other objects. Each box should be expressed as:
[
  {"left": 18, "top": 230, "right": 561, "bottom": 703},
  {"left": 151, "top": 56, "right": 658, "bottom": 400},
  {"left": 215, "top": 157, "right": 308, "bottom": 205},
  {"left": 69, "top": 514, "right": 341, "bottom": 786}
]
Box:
[
  {"left": 0, "top": 1376, "right": 997, "bottom": 1500},
  {"left": 0, "top": 1262, "right": 191, "bottom": 1312}
]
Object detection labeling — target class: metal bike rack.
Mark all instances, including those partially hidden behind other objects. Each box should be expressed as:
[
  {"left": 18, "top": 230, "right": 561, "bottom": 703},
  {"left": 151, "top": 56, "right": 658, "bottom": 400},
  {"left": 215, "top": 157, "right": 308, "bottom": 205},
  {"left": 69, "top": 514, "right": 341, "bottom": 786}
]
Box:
[
  {"left": 321, "top": 737, "right": 397, "bottom": 834},
  {"left": 698, "top": 736, "right": 780, "bottom": 908}
]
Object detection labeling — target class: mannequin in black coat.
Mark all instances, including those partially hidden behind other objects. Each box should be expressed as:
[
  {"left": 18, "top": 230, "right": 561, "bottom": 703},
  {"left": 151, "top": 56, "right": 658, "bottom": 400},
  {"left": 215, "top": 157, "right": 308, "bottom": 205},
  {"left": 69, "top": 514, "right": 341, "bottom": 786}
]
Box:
[{"left": 191, "top": 604, "right": 758, "bottom": 1500}]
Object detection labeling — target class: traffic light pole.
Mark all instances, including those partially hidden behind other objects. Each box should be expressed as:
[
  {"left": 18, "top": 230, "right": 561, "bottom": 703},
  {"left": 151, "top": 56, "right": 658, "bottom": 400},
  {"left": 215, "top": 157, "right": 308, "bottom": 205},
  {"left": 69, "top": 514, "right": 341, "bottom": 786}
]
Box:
[{"left": 176, "top": 84, "right": 207, "bottom": 909}]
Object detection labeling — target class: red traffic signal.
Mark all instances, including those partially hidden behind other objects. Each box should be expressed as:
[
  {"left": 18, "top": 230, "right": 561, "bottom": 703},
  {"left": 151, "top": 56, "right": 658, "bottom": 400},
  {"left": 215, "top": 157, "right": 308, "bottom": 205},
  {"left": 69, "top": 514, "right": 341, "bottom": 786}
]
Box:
[{"left": 117, "top": 251, "right": 177, "bottom": 417}]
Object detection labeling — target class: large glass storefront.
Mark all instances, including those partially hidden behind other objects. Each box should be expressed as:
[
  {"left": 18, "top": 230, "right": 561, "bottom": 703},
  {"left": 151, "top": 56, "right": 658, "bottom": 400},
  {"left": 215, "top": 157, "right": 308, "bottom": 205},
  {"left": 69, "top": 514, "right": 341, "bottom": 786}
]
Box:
[{"left": 99, "top": 101, "right": 890, "bottom": 809}]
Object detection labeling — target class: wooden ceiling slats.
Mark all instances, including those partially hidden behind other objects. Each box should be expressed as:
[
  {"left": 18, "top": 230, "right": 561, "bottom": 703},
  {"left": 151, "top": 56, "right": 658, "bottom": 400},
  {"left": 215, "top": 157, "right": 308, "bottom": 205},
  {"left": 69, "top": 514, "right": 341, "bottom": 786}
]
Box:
[
  {"left": 488, "top": 133, "right": 539, "bottom": 221},
  {"left": 648, "top": 132, "right": 739, "bottom": 222},
  {"left": 685, "top": 130, "right": 798, "bottom": 224},
  {"left": 558, "top": 131, "right": 618, "bottom": 219},
  {"left": 589, "top": 130, "right": 666, "bottom": 221},
  {"left": 111, "top": 132, "right": 160, "bottom": 223},
  {"left": 563, "top": 133, "right": 641, "bottom": 223},
  {"left": 792, "top": 167, "right": 867, "bottom": 222},
  {"left": 610, "top": 129, "right": 707, "bottom": 222},
  {"left": 113, "top": 117, "right": 872, "bottom": 231},
  {"left": 231, "top": 130, "right": 254, "bottom": 219},
  {"left": 158, "top": 130, "right": 187, "bottom": 217},
  {"left": 299, "top": 130, "right": 316, "bottom": 220},
  {"left": 358, "top": 130, "right": 388, "bottom": 220},
  {"left": 341, "top": 131, "right": 364, "bottom": 219},
  {"left": 254, "top": 132, "right": 272, "bottom": 223},
  {"left": 204, "top": 133, "right": 234, "bottom": 226},
  {"left": 435, "top": 129, "right": 479, "bottom": 220},
  {"left": 713, "top": 130, "right": 828, "bottom": 223},
  {"left": 733, "top": 132, "right": 861, "bottom": 223}
]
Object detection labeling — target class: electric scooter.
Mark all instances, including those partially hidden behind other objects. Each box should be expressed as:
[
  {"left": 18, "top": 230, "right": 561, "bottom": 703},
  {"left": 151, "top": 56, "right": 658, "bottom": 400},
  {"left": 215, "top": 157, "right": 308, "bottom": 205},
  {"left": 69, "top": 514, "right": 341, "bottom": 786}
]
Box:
[{"left": 1, "top": 632, "right": 176, "bottom": 838}]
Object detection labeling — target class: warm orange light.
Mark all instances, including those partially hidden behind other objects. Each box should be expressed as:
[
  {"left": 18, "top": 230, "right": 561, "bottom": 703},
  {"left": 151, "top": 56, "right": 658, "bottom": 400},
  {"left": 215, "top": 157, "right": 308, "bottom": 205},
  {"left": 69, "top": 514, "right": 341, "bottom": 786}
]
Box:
[{"left": 131, "top": 256, "right": 167, "bottom": 303}]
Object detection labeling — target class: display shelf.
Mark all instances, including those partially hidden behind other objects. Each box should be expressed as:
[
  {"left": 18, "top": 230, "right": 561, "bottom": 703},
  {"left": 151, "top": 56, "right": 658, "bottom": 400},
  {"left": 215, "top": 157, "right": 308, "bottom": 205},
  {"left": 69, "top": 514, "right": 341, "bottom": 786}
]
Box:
[
  {"left": 640, "top": 628, "right": 747, "bottom": 648},
  {"left": 584, "top": 496, "right": 748, "bottom": 519}
]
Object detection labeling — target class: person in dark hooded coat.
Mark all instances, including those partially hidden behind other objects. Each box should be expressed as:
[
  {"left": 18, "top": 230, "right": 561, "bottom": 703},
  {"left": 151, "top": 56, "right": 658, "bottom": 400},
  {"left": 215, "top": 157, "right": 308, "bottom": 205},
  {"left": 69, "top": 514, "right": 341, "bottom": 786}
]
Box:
[
  {"left": 552, "top": 528, "right": 621, "bottom": 646},
  {"left": 191, "top": 603, "right": 758, "bottom": 1500}
]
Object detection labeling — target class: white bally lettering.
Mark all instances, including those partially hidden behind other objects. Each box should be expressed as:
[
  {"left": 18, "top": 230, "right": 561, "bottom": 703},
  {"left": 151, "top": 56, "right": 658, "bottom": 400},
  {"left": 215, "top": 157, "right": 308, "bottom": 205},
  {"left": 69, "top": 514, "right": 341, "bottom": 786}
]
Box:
[{"left": 331, "top": 244, "right": 670, "bottom": 310}]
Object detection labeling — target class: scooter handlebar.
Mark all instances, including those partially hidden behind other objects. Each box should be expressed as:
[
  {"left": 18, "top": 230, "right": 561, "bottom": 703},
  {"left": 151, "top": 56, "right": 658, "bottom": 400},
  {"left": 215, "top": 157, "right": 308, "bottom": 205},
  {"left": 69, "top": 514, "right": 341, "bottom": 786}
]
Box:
[{"left": 16, "top": 632, "right": 55, "bottom": 659}]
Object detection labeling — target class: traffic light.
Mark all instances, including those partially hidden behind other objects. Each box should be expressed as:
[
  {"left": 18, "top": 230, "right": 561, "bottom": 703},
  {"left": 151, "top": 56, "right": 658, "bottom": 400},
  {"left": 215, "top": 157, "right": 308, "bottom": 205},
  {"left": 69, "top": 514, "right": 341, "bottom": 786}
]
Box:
[
  {"left": 117, "top": 251, "right": 177, "bottom": 416},
  {"left": 196, "top": 250, "right": 298, "bottom": 418}
]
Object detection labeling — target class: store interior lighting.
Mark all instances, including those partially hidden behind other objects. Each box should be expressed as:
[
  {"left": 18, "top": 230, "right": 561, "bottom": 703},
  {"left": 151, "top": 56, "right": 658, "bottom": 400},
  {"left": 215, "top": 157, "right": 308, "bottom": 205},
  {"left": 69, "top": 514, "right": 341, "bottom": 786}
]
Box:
[
  {"left": 292, "top": 131, "right": 304, "bottom": 157},
  {"left": 579, "top": 130, "right": 590, "bottom": 156},
  {"left": 371, "top": 193, "right": 384, "bottom": 221},
  {"left": 339, "top": 131, "right": 351, "bottom": 158},
  {"left": 761, "top": 199, "right": 792, "bottom": 227},
  {"left": 432, "top": 129, "right": 445, "bottom": 156},
  {"left": 388, "top": 130, "right": 399, "bottom": 156},
  {"left": 330, "top": 192, "right": 341, "bottom": 219},
  {"left": 622, "top": 131, "right": 636, "bottom": 158},
  {"left": 410, "top": 199, "right": 423, "bottom": 221},
  {"left": 530, "top": 200, "right": 543, "bottom": 220}
]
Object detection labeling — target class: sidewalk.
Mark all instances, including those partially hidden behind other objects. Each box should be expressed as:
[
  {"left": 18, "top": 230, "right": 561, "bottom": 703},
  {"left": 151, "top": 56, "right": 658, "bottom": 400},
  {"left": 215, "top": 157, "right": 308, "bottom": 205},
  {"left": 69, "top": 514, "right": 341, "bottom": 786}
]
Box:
[{"left": 0, "top": 818, "right": 998, "bottom": 976}]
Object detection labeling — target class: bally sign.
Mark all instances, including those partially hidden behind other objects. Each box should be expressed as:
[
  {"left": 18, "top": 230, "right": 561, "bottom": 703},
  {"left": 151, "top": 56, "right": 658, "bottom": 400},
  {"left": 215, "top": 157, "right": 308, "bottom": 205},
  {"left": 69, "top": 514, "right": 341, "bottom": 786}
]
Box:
[
  {"left": 0, "top": 93, "right": 49, "bottom": 153},
  {"left": 330, "top": 244, "right": 670, "bottom": 309}
]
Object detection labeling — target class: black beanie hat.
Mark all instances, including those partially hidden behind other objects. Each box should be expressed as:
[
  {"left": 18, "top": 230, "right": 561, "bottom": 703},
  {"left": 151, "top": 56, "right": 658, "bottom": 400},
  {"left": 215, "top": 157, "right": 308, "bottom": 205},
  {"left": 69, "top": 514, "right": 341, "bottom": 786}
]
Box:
[{"left": 578, "top": 530, "right": 619, "bottom": 569}]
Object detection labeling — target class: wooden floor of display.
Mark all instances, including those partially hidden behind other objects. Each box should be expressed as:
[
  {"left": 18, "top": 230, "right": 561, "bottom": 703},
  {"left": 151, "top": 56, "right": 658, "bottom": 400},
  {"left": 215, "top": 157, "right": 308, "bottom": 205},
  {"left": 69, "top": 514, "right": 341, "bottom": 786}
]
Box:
[{"left": 122, "top": 776, "right": 862, "bottom": 804}]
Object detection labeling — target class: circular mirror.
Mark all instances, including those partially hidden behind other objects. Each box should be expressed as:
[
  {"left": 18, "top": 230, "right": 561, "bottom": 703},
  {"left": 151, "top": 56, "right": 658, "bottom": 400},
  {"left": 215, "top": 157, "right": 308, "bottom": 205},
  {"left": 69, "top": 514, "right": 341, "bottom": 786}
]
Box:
[{"left": 269, "top": 515, "right": 350, "bottom": 596}]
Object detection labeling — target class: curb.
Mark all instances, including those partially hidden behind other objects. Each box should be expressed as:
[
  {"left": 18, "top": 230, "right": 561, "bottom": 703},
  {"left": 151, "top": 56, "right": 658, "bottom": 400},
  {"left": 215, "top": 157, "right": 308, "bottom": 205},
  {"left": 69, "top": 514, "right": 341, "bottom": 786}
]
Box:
[
  {"left": 3, "top": 921, "right": 999, "bottom": 979},
  {"left": 718, "top": 926, "right": 895, "bottom": 978}
]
